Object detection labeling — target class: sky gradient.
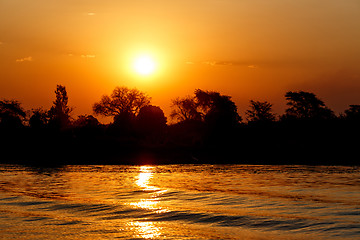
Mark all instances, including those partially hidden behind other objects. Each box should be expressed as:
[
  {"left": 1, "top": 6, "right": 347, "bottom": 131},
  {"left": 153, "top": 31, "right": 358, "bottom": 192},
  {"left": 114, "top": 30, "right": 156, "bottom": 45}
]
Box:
[{"left": 1, "top": 0, "right": 360, "bottom": 121}]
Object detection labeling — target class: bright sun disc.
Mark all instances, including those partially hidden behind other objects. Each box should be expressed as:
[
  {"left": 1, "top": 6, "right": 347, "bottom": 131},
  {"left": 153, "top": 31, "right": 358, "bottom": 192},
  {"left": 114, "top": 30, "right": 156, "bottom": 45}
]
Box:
[{"left": 133, "top": 55, "right": 156, "bottom": 76}]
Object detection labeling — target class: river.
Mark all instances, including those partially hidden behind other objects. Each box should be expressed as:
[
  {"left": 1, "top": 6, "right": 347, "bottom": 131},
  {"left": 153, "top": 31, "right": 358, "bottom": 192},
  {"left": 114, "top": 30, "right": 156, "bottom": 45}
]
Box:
[{"left": 0, "top": 164, "right": 359, "bottom": 239}]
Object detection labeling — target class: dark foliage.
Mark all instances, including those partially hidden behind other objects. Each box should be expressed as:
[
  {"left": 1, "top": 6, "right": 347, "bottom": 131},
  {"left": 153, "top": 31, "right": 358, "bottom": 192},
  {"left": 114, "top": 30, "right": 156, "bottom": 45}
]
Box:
[
  {"left": 29, "top": 108, "right": 48, "bottom": 129},
  {"left": 1, "top": 86, "right": 359, "bottom": 165},
  {"left": 73, "top": 114, "right": 100, "bottom": 128},
  {"left": 199, "top": 90, "right": 241, "bottom": 128},
  {"left": 136, "top": 105, "right": 167, "bottom": 143},
  {"left": 171, "top": 89, "right": 241, "bottom": 126},
  {"left": 170, "top": 96, "right": 201, "bottom": 122},
  {"left": 0, "top": 99, "right": 26, "bottom": 128},
  {"left": 282, "top": 91, "right": 335, "bottom": 120},
  {"left": 343, "top": 105, "right": 360, "bottom": 121}
]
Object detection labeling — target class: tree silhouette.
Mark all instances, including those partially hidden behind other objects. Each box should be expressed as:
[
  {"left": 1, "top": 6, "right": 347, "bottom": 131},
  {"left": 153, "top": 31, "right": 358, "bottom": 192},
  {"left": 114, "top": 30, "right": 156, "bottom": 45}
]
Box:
[
  {"left": 48, "top": 85, "right": 72, "bottom": 128},
  {"left": 170, "top": 96, "right": 201, "bottom": 122},
  {"left": 195, "top": 89, "right": 241, "bottom": 127},
  {"left": 93, "top": 86, "right": 151, "bottom": 121},
  {"left": 283, "top": 91, "right": 334, "bottom": 120},
  {"left": 170, "top": 89, "right": 241, "bottom": 126},
  {"left": 137, "top": 105, "right": 167, "bottom": 142},
  {"left": 246, "top": 100, "right": 276, "bottom": 123},
  {"left": 194, "top": 89, "right": 214, "bottom": 117},
  {"left": 0, "top": 99, "right": 26, "bottom": 128}
]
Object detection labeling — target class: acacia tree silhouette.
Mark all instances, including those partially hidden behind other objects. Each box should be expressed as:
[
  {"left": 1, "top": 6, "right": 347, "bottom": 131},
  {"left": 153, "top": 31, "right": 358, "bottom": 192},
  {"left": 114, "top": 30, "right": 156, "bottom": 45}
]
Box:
[
  {"left": 93, "top": 86, "right": 151, "bottom": 121},
  {"left": 246, "top": 100, "right": 276, "bottom": 123}
]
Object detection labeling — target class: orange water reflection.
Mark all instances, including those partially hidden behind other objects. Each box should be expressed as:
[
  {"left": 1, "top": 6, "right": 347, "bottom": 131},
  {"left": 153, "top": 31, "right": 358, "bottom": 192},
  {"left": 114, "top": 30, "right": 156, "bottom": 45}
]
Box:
[
  {"left": 136, "top": 166, "right": 160, "bottom": 191},
  {"left": 128, "top": 221, "right": 162, "bottom": 239},
  {"left": 129, "top": 166, "right": 168, "bottom": 238}
]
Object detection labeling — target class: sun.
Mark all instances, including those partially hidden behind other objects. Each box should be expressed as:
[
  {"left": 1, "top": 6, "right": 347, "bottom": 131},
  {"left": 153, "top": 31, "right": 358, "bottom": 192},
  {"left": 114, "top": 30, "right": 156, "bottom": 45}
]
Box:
[{"left": 133, "top": 55, "right": 156, "bottom": 76}]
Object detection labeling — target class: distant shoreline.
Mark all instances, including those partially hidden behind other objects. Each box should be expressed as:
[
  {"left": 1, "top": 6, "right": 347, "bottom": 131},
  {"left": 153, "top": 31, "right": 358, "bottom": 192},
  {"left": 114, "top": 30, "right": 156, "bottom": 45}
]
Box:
[{"left": 1, "top": 145, "right": 359, "bottom": 166}]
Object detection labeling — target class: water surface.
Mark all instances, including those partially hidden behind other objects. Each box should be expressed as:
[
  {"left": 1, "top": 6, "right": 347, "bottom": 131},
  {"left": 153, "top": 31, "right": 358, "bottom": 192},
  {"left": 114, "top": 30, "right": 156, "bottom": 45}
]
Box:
[{"left": 0, "top": 164, "right": 359, "bottom": 239}]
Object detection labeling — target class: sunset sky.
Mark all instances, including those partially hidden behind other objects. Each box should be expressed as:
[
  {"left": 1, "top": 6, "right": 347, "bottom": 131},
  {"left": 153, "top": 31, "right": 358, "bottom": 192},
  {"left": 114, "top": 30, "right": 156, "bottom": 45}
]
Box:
[{"left": 1, "top": 0, "right": 360, "bottom": 121}]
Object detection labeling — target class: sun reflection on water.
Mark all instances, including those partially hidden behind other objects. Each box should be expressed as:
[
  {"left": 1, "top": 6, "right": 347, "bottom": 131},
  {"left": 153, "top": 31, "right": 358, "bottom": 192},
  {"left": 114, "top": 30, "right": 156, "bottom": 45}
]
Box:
[
  {"left": 128, "top": 221, "right": 162, "bottom": 239},
  {"left": 136, "top": 166, "right": 160, "bottom": 191},
  {"left": 129, "top": 166, "right": 168, "bottom": 238}
]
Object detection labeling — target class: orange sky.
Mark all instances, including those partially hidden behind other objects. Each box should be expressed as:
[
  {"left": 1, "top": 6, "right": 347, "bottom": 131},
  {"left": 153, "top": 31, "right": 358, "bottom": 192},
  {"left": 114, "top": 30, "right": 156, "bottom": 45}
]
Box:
[{"left": 1, "top": 0, "right": 360, "bottom": 122}]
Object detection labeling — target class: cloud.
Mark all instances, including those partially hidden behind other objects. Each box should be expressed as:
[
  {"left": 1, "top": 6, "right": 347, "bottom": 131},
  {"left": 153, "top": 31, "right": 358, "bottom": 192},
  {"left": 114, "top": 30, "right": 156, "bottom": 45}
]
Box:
[
  {"left": 81, "top": 54, "right": 96, "bottom": 58},
  {"left": 0, "top": 41, "right": 3, "bottom": 45},
  {"left": 202, "top": 61, "right": 235, "bottom": 66},
  {"left": 187, "top": 60, "right": 260, "bottom": 68},
  {"left": 16, "top": 56, "right": 33, "bottom": 62},
  {"left": 202, "top": 60, "right": 259, "bottom": 67},
  {"left": 67, "top": 53, "right": 96, "bottom": 58},
  {"left": 87, "top": 12, "right": 96, "bottom": 16}
]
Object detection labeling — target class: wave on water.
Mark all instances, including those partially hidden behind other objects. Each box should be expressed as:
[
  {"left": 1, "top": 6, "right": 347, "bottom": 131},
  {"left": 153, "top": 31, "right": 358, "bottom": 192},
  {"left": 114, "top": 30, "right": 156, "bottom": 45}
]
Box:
[{"left": 0, "top": 164, "right": 359, "bottom": 239}]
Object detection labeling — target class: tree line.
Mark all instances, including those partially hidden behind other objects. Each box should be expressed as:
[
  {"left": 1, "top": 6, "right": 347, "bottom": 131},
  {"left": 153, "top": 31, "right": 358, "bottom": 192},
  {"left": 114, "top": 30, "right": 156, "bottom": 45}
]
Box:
[{"left": 1, "top": 85, "right": 359, "bottom": 165}]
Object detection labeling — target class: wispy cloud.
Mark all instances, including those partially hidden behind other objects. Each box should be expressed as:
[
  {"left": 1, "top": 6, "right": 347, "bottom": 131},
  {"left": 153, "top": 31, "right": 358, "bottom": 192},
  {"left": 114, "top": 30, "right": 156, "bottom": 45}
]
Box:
[
  {"left": 86, "top": 12, "right": 96, "bottom": 16},
  {"left": 67, "top": 53, "right": 96, "bottom": 58},
  {"left": 187, "top": 60, "right": 259, "bottom": 68},
  {"left": 81, "top": 54, "right": 96, "bottom": 58},
  {"left": 16, "top": 56, "right": 33, "bottom": 62},
  {"left": 202, "top": 61, "right": 237, "bottom": 66}
]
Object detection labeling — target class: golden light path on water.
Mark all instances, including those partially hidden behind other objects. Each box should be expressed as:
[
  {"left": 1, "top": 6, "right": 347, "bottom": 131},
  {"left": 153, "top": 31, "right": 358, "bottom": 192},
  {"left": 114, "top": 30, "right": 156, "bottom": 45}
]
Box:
[
  {"left": 129, "top": 166, "right": 168, "bottom": 239},
  {"left": 0, "top": 165, "right": 359, "bottom": 239},
  {"left": 136, "top": 166, "right": 159, "bottom": 191}
]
